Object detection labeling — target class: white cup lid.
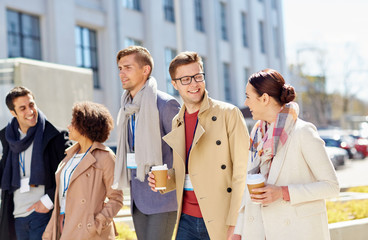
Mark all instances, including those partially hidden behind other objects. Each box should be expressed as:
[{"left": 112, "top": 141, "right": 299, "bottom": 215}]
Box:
[
  {"left": 247, "top": 174, "right": 265, "bottom": 184},
  {"left": 151, "top": 164, "right": 168, "bottom": 171}
]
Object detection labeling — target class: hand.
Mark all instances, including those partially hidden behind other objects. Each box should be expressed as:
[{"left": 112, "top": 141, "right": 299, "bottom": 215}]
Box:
[
  {"left": 232, "top": 234, "right": 242, "bottom": 240},
  {"left": 227, "top": 226, "right": 235, "bottom": 240},
  {"left": 147, "top": 172, "right": 158, "bottom": 192},
  {"left": 27, "top": 200, "right": 50, "bottom": 213},
  {"left": 250, "top": 184, "right": 283, "bottom": 205}
]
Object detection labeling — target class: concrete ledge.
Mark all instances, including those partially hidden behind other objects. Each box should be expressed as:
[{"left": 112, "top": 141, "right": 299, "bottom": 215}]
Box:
[{"left": 329, "top": 218, "right": 368, "bottom": 240}]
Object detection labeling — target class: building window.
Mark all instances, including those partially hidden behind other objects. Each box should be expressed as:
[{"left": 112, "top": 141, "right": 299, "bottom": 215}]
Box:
[
  {"left": 7, "top": 9, "right": 41, "bottom": 60},
  {"left": 272, "top": 0, "right": 277, "bottom": 10},
  {"left": 241, "top": 12, "right": 248, "bottom": 48},
  {"left": 273, "top": 27, "right": 280, "bottom": 58},
  {"left": 122, "top": 0, "right": 141, "bottom": 11},
  {"left": 194, "top": 0, "right": 204, "bottom": 32},
  {"left": 164, "top": 0, "right": 175, "bottom": 23},
  {"left": 223, "top": 63, "right": 231, "bottom": 102},
  {"left": 124, "top": 38, "right": 143, "bottom": 47},
  {"left": 75, "top": 26, "right": 99, "bottom": 89},
  {"left": 244, "top": 68, "right": 249, "bottom": 88},
  {"left": 220, "top": 2, "right": 228, "bottom": 41},
  {"left": 259, "top": 21, "right": 266, "bottom": 54},
  {"left": 165, "top": 48, "right": 178, "bottom": 96}
]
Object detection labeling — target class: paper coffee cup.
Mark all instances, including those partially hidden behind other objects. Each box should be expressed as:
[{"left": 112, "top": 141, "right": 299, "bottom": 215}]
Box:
[
  {"left": 247, "top": 174, "right": 265, "bottom": 204},
  {"left": 151, "top": 164, "right": 168, "bottom": 190}
]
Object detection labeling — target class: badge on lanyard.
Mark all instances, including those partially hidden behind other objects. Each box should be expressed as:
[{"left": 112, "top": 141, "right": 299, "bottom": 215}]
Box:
[
  {"left": 184, "top": 174, "right": 194, "bottom": 191},
  {"left": 60, "top": 196, "right": 66, "bottom": 215},
  {"left": 127, "top": 153, "right": 137, "bottom": 169},
  {"left": 20, "top": 177, "right": 30, "bottom": 193}
]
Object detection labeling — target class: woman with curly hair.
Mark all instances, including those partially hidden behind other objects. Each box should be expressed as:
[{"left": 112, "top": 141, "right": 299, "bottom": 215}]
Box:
[
  {"left": 43, "top": 101, "right": 123, "bottom": 240},
  {"left": 233, "top": 69, "right": 339, "bottom": 240}
]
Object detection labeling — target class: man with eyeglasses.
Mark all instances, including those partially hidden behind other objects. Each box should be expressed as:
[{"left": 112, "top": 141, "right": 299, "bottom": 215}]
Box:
[{"left": 148, "top": 51, "right": 249, "bottom": 240}]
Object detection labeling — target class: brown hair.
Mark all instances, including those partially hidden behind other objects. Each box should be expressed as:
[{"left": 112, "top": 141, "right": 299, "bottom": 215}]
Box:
[
  {"left": 5, "top": 86, "right": 35, "bottom": 111},
  {"left": 116, "top": 46, "right": 154, "bottom": 77},
  {"left": 72, "top": 101, "right": 114, "bottom": 143},
  {"left": 169, "top": 51, "right": 203, "bottom": 79},
  {"left": 248, "top": 69, "right": 296, "bottom": 105}
]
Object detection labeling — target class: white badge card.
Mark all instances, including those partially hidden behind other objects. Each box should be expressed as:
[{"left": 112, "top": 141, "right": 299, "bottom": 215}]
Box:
[
  {"left": 20, "top": 177, "right": 30, "bottom": 193},
  {"left": 184, "top": 174, "right": 194, "bottom": 191},
  {"left": 127, "top": 153, "right": 137, "bottom": 169},
  {"left": 60, "top": 196, "right": 66, "bottom": 215}
]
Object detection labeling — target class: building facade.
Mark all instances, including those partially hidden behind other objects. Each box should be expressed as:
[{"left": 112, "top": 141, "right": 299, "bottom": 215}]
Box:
[{"left": 0, "top": 0, "right": 286, "bottom": 142}]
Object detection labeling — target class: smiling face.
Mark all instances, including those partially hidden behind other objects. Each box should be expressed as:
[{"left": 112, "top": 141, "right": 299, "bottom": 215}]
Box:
[
  {"left": 171, "top": 62, "right": 205, "bottom": 113},
  {"left": 244, "top": 83, "right": 264, "bottom": 120},
  {"left": 10, "top": 94, "right": 38, "bottom": 133},
  {"left": 118, "top": 54, "right": 150, "bottom": 98}
]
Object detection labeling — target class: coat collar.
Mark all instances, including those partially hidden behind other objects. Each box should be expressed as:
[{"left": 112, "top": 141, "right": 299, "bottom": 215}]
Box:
[
  {"left": 58, "top": 141, "right": 109, "bottom": 185},
  {"left": 163, "top": 91, "right": 210, "bottom": 164},
  {"left": 175, "top": 90, "right": 211, "bottom": 127}
]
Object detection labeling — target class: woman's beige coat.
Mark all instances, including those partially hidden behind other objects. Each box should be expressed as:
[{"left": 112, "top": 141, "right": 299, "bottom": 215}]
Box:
[
  {"left": 43, "top": 142, "right": 123, "bottom": 240},
  {"left": 163, "top": 93, "right": 249, "bottom": 240},
  {"left": 234, "top": 119, "right": 339, "bottom": 240}
]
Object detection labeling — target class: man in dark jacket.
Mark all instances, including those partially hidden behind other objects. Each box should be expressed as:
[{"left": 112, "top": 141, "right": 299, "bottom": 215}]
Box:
[{"left": 0, "top": 86, "right": 70, "bottom": 240}]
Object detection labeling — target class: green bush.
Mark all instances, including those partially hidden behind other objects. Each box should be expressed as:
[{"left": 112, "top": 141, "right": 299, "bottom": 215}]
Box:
[
  {"left": 327, "top": 186, "right": 368, "bottom": 223},
  {"left": 347, "top": 186, "right": 368, "bottom": 193},
  {"left": 115, "top": 222, "right": 136, "bottom": 240}
]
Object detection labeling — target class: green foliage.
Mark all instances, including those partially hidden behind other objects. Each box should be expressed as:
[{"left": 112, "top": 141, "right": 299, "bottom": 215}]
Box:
[
  {"left": 327, "top": 186, "right": 368, "bottom": 223},
  {"left": 347, "top": 186, "right": 368, "bottom": 193},
  {"left": 115, "top": 222, "right": 136, "bottom": 240}
]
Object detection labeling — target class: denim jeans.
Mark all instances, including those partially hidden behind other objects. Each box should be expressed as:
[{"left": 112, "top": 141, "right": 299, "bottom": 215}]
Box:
[
  {"left": 176, "top": 213, "right": 210, "bottom": 240},
  {"left": 14, "top": 211, "right": 51, "bottom": 240}
]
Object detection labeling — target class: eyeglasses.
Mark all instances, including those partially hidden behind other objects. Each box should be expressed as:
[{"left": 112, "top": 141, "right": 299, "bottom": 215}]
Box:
[{"left": 172, "top": 73, "right": 205, "bottom": 85}]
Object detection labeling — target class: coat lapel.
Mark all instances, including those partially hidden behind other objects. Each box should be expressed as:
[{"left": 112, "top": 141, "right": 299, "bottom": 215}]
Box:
[
  {"left": 69, "top": 152, "right": 96, "bottom": 185},
  {"left": 267, "top": 130, "right": 293, "bottom": 184},
  {"left": 163, "top": 123, "right": 186, "bottom": 164}
]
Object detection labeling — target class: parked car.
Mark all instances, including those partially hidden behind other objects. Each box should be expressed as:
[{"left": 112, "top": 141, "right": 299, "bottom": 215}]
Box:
[
  {"left": 321, "top": 136, "right": 358, "bottom": 159},
  {"left": 349, "top": 134, "right": 368, "bottom": 159},
  {"left": 325, "top": 146, "right": 348, "bottom": 169}
]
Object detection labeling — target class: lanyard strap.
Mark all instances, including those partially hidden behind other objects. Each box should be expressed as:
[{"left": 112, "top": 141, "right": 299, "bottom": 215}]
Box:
[
  {"left": 185, "top": 118, "right": 199, "bottom": 162},
  {"left": 19, "top": 152, "right": 26, "bottom": 177},
  {"left": 131, "top": 113, "right": 136, "bottom": 151},
  {"left": 63, "top": 145, "right": 92, "bottom": 197}
]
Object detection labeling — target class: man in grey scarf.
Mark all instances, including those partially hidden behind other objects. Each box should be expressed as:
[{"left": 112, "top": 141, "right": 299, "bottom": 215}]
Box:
[{"left": 113, "top": 46, "right": 179, "bottom": 240}]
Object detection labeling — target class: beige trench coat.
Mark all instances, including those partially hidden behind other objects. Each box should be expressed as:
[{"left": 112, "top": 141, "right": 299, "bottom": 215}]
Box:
[
  {"left": 234, "top": 119, "right": 340, "bottom": 240},
  {"left": 43, "top": 142, "right": 123, "bottom": 240},
  {"left": 163, "top": 93, "right": 249, "bottom": 240}
]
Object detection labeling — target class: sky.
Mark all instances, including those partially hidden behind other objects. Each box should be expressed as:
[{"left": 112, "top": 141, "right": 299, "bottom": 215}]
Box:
[{"left": 282, "top": 0, "right": 368, "bottom": 101}]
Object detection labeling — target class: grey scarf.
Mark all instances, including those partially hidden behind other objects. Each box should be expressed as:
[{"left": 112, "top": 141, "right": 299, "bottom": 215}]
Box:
[{"left": 113, "top": 77, "right": 162, "bottom": 189}]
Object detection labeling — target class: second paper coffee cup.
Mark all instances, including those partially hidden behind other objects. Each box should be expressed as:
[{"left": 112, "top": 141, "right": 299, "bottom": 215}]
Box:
[
  {"left": 247, "top": 174, "right": 265, "bottom": 203},
  {"left": 151, "top": 164, "right": 168, "bottom": 190}
]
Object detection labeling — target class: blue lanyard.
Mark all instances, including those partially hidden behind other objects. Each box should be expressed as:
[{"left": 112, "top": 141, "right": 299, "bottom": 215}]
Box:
[
  {"left": 19, "top": 152, "right": 25, "bottom": 176},
  {"left": 131, "top": 114, "right": 135, "bottom": 151},
  {"left": 63, "top": 145, "right": 92, "bottom": 197},
  {"left": 251, "top": 128, "right": 259, "bottom": 162},
  {"left": 185, "top": 118, "right": 199, "bottom": 162}
]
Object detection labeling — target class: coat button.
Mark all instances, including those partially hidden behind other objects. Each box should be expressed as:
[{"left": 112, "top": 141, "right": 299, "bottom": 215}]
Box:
[
  {"left": 284, "top": 219, "right": 291, "bottom": 225},
  {"left": 86, "top": 173, "right": 91, "bottom": 177},
  {"left": 81, "top": 199, "right": 86, "bottom": 204},
  {"left": 216, "top": 140, "right": 221, "bottom": 145},
  {"left": 227, "top": 187, "right": 232, "bottom": 193},
  {"left": 78, "top": 223, "right": 82, "bottom": 228},
  {"left": 248, "top": 216, "right": 254, "bottom": 222},
  {"left": 87, "top": 223, "right": 92, "bottom": 228},
  {"left": 221, "top": 164, "right": 226, "bottom": 169},
  {"left": 212, "top": 116, "right": 217, "bottom": 121}
]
